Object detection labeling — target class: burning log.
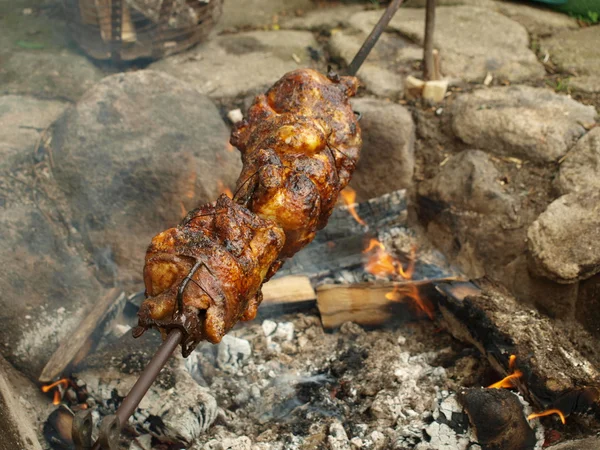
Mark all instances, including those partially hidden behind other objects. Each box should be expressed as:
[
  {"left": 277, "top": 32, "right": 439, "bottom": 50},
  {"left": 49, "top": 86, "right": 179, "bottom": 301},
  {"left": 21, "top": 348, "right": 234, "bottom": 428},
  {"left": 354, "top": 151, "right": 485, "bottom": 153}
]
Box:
[
  {"left": 0, "top": 355, "right": 44, "bottom": 450},
  {"left": 39, "top": 288, "right": 126, "bottom": 383},
  {"left": 436, "top": 279, "right": 600, "bottom": 425}
]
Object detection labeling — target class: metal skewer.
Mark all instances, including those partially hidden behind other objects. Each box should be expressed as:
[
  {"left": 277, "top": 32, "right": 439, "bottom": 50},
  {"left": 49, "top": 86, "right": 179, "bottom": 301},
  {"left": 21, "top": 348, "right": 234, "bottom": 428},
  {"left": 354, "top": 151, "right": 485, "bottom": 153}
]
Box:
[
  {"left": 346, "top": 0, "right": 404, "bottom": 77},
  {"left": 88, "top": 329, "right": 183, "bottom": 449},
  {"left": 80, "top": 3, "right": 402, "bottom": 448}
]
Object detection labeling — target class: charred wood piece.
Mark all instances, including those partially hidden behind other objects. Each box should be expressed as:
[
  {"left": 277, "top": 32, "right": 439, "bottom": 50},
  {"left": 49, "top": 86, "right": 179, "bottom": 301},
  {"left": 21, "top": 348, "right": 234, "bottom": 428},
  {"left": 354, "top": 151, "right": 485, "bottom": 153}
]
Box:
[{"left": 458, "top": 388, "right": 537, "bottom": 450}]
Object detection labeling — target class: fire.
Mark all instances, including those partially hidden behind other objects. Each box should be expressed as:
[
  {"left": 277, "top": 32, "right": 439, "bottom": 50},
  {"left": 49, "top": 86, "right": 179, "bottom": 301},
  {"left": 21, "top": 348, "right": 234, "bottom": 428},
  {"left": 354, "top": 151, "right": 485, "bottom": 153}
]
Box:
[
  {"left": 340, "top": 187, "right": 366, "bottom": 226},
  {"left": 217, "top": 180, "right": 233, "bottom": 198},
  {"left": 41, "top": 378, "right": 70, "bottom": 406},
  {"left": 488, "top": 370, "right": 523, "bottom": 389},
  {"left": 528, "top": 409, "right": 566, "bottom": 424},
  {"left": 488, "top": 354, "right": 522, "bottom": 389},
  {"left": 363, "top": 239, "right": 416, "bottom": 280},
  {"left": 363, "top": 239, "right": 432, "bottom": 318}
]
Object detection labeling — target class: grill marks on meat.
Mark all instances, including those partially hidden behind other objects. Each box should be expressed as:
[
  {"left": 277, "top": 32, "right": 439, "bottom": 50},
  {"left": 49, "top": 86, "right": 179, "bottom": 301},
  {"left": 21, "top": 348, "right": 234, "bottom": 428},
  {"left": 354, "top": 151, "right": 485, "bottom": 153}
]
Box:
[{"left": 136, "top": 69, "right": 361, "bottom": 354}]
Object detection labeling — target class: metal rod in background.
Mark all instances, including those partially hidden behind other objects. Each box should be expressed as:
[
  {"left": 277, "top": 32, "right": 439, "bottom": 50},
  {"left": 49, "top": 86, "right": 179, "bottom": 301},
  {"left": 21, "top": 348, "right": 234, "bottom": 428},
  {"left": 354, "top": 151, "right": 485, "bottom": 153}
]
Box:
[
  {"left": 90, "top": 329, "right": 183, "bottom": 449},
  {"left": 346, "top": 0, "right": 404, "bottom": 77}
]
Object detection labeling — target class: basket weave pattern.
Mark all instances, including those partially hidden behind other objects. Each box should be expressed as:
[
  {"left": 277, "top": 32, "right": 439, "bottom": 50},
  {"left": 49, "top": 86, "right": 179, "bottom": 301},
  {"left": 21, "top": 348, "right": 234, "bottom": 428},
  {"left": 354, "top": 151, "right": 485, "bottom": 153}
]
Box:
[{"left": 62, "top": 0, "right": 223, "bottom": 61}]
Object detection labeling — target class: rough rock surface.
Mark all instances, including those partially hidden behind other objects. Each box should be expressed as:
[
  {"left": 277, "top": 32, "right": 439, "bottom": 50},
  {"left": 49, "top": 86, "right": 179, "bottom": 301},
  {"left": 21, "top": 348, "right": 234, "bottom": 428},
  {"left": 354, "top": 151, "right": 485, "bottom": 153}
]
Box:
[
  {"left": 216, "top": 0, "right": 314, "bottom": 30},
  {"left": 328, "top": 29, "right": 417, "bottom": 99},
  {"left": 280, "top": 4, "right": 364, "bottom": 31},
  {"left": 0, "top": 51, "right": 104, "bottom": 102},
  {"left": 542, "top": 26, "right": 600, "bottom": 81},
  {"left": 47, "top": 70, "right": 242, "bottom": 285},
  {"left": 0, "top": 164, "right": 104, "bottom": 377},
  {"left": 577, "top": 274, "right": 600, "bottom": 338},
  {"left": 556, "top": 127, "right": 600, "bottom": 195},
  {"left": 0, "top": 95, "right": 67, "bottom": 162},
  {"left": 150, "top": 31, "right": 319, "bottom": 98},
  {"left": 348, "top": 6, "right": 544, "bottom": 83},
  {"left": 350, "top": 97, "right": 415, "bottom": 200},
  {"left": 492, "top": 1, "right": 579, "bottom": 37},
  {"left": 527, "top": 191, "right": 600, "bottom": 283},
  {"left": 451, "top": 86, "right": 597, "bottom": 163},
  {"left": 417, "top": 150, "right": 521, "bottom": 278}
]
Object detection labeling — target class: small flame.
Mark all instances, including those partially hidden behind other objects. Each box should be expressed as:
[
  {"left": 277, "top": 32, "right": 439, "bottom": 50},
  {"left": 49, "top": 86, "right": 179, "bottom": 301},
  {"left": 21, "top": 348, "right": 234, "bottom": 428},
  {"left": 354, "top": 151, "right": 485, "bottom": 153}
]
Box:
[
  {"left": 217, "top": 180, "right": 233, "bottom": 198},
  {"left": 509, "top": 354, "right": 517, "bottom": 371},
  {"left": 41, "top": 379, "right": 69, "bottom": 393},
  {"left": 488, "top": 370, "right": 523, "bottom": 389},
  {"left": 41, "top": 379, "right": 70, "bottom": 406},
  {"left": 363, "top": 239, "right": 433, "bottom": 318},
  {"left": 340, "top": 187, "right": 366, "bottom": 226},
  {"left": 528, "top": 409, "right": 566, "bottom": 424}
]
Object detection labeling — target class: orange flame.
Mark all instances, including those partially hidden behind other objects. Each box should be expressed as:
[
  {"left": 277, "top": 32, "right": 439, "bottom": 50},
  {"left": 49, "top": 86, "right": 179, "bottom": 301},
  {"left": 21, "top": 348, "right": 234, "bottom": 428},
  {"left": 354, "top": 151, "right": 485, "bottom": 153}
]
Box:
[
  {"left": 528, "top": 409, "right": 566, "bottom": 424},
  {"left": 42, "top": 378, "right": 70, "bottom": 406},
  {"left": 488, "top": 370, "right": 523, "bottom": 389},
  {"left": 509, "top": 354, "right": 517, "bottom": 371},
  {"left": 217, "top": 180, "right": 233, "bottom": 199},
  {"left": 364, "top": 239, "right": 433, "bottom": 319},
  {"left": 340, "top": 187, "right": 366, "bottom": 226},
  {"left": 41, "top": 379, "right": 69, "bottom": 393}
]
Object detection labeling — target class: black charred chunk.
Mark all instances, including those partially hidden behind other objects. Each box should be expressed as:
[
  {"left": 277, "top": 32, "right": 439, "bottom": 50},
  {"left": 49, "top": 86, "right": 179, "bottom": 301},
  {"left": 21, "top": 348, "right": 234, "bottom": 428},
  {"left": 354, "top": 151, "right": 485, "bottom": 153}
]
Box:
[{"left": 457, "top": 387, "right": 537, "bottom": 450}]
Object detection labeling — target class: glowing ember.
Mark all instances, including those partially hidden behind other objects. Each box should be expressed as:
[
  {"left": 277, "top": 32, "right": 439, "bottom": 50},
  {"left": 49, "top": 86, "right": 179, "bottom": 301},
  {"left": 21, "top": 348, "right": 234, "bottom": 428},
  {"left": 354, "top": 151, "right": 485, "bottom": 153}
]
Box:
[
  {"left": 52, "top": 390, "right": 61, "bottom": 406},
  {"left": 217, "top": 180, "right": 233, "bottom": 198},
  {"left": 528, "top": 409, "right": 567, "bottom": 424},
  {"left": 509, "top": 354, "right": 517, "bottom": 371},
  {"left": 340, "top": 187, "right": 366, "bottom": 226},
  {"left": 488, "top": 370, "right": 523, "bottom": 389}
]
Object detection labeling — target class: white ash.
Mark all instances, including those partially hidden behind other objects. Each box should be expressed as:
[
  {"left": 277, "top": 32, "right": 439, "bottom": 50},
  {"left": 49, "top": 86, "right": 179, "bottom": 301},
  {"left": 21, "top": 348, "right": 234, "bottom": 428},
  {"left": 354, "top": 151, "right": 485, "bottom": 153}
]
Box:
[
  {"left": 216, "top": 335, "right": 252, "bottom": 373},
  {"left": 76, "top": 356, "right": 217, "bottom": 446},
  {"left": 227, "top": 108, "right": 244, "bottom": 124},
  {"left": 188, "top": 314, "right": 480, "bottom": 449}
]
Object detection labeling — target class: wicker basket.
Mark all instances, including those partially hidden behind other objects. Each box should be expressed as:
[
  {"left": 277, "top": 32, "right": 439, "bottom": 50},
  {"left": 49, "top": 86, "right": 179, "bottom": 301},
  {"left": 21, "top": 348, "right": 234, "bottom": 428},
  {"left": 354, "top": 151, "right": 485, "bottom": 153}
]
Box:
[{"left": 62, "top": 0, "right": 223, "bottom": 61}]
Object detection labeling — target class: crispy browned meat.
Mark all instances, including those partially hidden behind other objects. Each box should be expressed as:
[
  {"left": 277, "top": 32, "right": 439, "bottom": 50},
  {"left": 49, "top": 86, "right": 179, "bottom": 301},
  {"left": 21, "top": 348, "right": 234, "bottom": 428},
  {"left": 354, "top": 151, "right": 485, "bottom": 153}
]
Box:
[{"left": 136, "top": 69, "right": 361, "bottom": 355}]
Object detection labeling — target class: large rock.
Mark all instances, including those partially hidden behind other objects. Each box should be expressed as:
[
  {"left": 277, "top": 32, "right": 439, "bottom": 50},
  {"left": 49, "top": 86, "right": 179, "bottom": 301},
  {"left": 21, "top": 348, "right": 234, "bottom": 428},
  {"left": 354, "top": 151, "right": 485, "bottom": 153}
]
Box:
[
  {"left": 0, "top": 51, "right": 104, "bottom": 102},
  {"left": 527, "top": 191, "right": 600, "bottom": 283},
  {"left": 556, "top": 127, "right": 600, "bottom": 195},
  {"left": 417, "top": 150, "right": 522, "bottom": 278},
  {"left": 0, "top": 95, "right": 67, "bottom": 162},
  {"left": 349, "top": 97, "right": 415, "bottom": 200},
  {"left": 346, "top": 6, "right": 544, "bottom": 84},
  {"left": 328, "top": 29, "right": 420, "bottom": 99},
  {"left": 492, "top": 1, "right": 578, "bottom": 37},
  {"left": 542, "top": 26, "right": 600, "bottom": 77},
  {"left": 0, "top": 165, "right": 104, "bottom": 378},
  {"left": 280, "top": 4, "right": 365, "bottom": 31},
  {"left": 451, "top": 86, "right": 597, "bottom": 163},
  {"left": 216, "top": 0, "right": 314, "bottom": 30},
  {"left": 150, "top": 31, "right": 319, "bottom": 98},
  {"left": 47, "top": 71, "right": 242, "bottom": 285}
]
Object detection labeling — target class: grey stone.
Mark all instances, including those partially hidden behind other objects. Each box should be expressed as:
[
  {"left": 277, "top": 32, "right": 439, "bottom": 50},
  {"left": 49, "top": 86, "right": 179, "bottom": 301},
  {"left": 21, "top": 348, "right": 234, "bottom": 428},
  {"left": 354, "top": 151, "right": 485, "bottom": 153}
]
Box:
[
  {"left": 547, "top": 437, "right": 600, "bottom": 450},
  {"left": 47, "top": 70, "right": 242, "bottom": 285},
  {"left": 556, "top": 127, "right": 600, "bottom": 195},
  {"left": 492, "top": 1, "right": 578, "bottom": 37},
  {"left": 150, "top": 30, "right": 319, "bottom": 98},
  {"left": 216, "top": 0, "right": 314, "bottom": 31},
  {"left": 0, "top": 51, "right": 104, "bottom": 102},
  {"left": 542, "top": 26, "right": 600, "bottom": 95},
  {"left": 501, "top": 255, "right": 578, "bottom": 320},
  {"left": 451, "top": 86, "right": 597, "bottom": 163},
  {"left": 403, "top": 0, "right": 493, "bottom": 6},
  {"left": 417, "top": 150, "right": 522, "bottom": 278},
  {"left": 0, "top": 95, "right": 67, "bottom": 162},
  {"left": 542, "top": 26, "right": 600, "bottom": 77},
  {"left": 280, "top": 4, "right": 364, "bottom": 31},
  {"left": 527, "top": 191, "right": 600, "bottom": 283},
  {"left": 348, "top": 6, "right": 544, "bottom": 83},
  {"left": 0, "top": 198, "right": 104, "bottom": 378},
  {"left": 350, "top": 97, "right": 415, "bottom": 200}
]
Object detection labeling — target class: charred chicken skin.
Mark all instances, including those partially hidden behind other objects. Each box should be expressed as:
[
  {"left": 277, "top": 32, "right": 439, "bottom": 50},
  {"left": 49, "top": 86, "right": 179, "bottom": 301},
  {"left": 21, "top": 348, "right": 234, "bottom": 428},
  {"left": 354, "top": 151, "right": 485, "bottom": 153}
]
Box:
[{"left": 135, "top": 69, "right": 362, "bottom": 355}]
